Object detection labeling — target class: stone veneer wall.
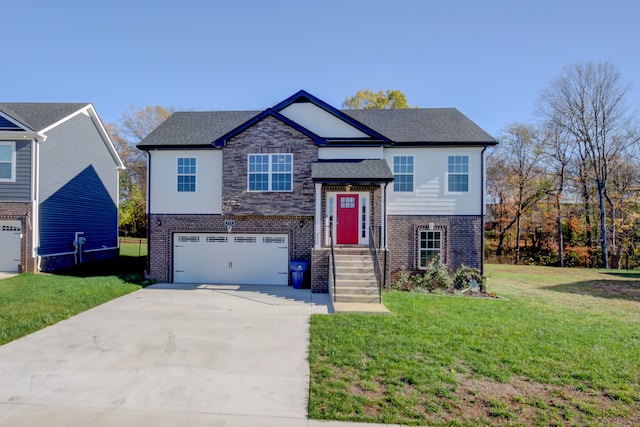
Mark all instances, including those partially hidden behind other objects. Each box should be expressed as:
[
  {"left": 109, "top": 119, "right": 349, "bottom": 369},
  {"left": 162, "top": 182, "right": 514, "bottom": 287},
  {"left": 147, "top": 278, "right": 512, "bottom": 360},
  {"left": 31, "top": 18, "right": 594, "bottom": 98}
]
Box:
[
  {"left": 222, "top": 115, "right": 317, "bottom": 216},
  {"left": 387, "top": 215, "right": 482, "bottom": 282},
  {"left": 148, "top": 214, "right": 314, "bottom": 284},
  {"left": 0, "top": 201, "right": 34, "bottom": 272}
]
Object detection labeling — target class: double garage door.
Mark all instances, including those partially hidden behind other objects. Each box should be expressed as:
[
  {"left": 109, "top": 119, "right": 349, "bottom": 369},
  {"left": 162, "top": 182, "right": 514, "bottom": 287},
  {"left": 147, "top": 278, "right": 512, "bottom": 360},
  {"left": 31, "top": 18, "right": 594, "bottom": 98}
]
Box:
[
  {"left": 0, "top": 221, "right": 21, "bottom": 272},
  {"left": 174, "top": 233, "right": 289, "bottom": 285}
]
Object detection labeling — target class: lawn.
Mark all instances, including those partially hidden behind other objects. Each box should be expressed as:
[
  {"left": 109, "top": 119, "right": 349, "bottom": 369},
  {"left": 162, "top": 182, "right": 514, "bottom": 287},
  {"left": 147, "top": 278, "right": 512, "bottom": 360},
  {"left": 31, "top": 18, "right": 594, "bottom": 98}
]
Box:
[
  {"left": 309, "top": 264, "right": 640, "bottom": 426},
  {"left": 0, "top": 244, "right": 146, "bottom": 345}
]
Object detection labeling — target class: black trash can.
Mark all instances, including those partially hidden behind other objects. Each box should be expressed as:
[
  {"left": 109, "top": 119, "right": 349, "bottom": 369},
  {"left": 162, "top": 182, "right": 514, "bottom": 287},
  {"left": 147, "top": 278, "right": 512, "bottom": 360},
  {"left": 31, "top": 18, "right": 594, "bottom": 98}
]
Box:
[{"left": 290, "top": 260, "right": 308, "bottom": 289}]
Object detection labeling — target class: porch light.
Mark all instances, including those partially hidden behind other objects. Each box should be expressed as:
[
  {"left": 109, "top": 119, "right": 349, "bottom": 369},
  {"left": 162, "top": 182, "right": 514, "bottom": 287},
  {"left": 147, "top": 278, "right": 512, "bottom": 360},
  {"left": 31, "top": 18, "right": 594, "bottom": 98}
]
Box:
[{"left": 157, "top": 219, "right": 162, "bottom": 227}]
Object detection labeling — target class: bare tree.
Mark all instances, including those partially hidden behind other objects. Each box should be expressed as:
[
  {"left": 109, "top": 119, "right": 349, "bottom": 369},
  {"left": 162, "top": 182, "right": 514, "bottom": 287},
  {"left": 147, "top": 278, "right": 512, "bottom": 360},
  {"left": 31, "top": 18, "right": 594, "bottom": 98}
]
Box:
[
  {"left": 539, "top": 62, "right": 634, "bottom": 268},
  {"left": 541, "top": 123, "right": 574, "bottom": 266},
  {"left": 107, "top": 105, "right": 172, "bottom": 236},
  {"left": 489, "top": 123, "right": 550, "bottom": 263}
]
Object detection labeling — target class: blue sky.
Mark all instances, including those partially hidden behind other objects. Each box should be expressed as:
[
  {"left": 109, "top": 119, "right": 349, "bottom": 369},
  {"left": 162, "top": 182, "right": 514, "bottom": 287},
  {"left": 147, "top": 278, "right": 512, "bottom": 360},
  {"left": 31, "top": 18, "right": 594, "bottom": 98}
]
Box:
[{"left": 4, "top": 0, "right": 639, "bottom": 138}]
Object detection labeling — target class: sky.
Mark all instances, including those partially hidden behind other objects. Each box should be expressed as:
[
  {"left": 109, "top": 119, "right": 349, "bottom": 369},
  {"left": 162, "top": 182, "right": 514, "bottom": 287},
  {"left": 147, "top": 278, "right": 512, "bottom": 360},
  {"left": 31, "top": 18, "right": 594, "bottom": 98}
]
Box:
[{"left": 3, "top": 0, "right": 640, "bottom": 138}]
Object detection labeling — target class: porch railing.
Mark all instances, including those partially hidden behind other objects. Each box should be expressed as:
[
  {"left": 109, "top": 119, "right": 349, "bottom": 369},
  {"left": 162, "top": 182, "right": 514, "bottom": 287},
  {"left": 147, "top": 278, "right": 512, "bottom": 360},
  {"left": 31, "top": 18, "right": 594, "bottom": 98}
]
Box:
[{"left": 368, "top": 226, "right": 383, "bottom": 303}]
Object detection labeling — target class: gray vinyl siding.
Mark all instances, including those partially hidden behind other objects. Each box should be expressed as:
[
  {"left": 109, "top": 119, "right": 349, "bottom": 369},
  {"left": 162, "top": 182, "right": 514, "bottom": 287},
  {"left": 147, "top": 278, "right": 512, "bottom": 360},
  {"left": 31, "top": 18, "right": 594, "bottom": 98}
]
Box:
[
  {"left": 0, "top": 140, "right": 31, "bottom": 201},
  {"left": 38, "top": 113, "right": 119, "bottom": 256}
]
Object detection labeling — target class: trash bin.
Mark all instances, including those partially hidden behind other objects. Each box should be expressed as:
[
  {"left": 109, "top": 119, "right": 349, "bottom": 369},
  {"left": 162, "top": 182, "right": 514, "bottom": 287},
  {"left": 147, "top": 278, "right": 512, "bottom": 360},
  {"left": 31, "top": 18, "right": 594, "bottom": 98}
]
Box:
[{"left": 290, "top": 260, "right": 308, "bottom": 289}]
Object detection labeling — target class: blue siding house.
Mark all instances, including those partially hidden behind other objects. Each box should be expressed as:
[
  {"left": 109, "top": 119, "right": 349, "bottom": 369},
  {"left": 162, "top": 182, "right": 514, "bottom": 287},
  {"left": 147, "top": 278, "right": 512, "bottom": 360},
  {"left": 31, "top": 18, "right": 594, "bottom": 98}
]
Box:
[{"left": 0, "top": 103, "right": 124, "bottom": 272}]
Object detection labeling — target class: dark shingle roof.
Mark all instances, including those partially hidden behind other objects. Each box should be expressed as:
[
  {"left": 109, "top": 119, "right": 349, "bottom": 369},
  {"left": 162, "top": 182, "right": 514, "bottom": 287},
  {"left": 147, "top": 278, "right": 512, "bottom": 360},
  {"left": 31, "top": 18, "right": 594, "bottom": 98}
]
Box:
[
  {"left": 137, "top": 106, "right": 496, "bottom": 149},
  {"left": 345, "top": 108, "right": 496, "bottom": 144},
  {"left": 0, "top": 103, "right": 89, "bottom": 131},
  {"left": 139, "top": 111, "right": 259, "bottom": 148},
  {"left": 312, "top": 160, "right": 393, "bottom": 182}
]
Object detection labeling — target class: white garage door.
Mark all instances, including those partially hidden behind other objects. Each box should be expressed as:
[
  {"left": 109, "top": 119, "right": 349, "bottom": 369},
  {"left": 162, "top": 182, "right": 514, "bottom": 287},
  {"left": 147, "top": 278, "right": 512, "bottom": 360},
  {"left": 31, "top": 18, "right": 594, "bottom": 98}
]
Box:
[
  {"left": 174, "top": 233, "right": 289, "bottom": 285},
  {"left": 0, "top": 221, "right": 21, "bottom": 272}
]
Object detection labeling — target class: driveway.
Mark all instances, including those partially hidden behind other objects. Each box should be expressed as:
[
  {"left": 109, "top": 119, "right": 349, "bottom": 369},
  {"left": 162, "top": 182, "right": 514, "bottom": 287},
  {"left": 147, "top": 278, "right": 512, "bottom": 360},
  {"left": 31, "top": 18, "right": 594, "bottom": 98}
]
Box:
[{"left": 0, "top": 283, "right": 334, "bottom": 426}]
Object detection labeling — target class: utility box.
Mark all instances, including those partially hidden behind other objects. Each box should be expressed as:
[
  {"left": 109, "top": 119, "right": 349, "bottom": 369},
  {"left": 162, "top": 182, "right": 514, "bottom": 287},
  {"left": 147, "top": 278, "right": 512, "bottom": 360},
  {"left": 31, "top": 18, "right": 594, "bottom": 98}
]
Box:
[{"left": 290, "top": 260, "right": 308, "bottom": 289}]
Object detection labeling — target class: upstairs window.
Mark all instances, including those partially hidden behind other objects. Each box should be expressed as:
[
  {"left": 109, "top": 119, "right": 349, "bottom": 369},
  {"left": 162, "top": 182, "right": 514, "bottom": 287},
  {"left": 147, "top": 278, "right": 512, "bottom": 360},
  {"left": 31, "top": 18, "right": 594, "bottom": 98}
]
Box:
[
  {"left": 177, "top": 157, "right": 196, "bottom": 192},
  {"left": 248, "top": 153, "right": 292, "bottom": 192},
  {"left": 393, "top": 156, "right": 414, "bottom": 192},
  {"left": 0, "top": 142, "right": 15, "bottom": 181},
  {"left": 447, "top": 155, "right": 469, "bottom": 192}
]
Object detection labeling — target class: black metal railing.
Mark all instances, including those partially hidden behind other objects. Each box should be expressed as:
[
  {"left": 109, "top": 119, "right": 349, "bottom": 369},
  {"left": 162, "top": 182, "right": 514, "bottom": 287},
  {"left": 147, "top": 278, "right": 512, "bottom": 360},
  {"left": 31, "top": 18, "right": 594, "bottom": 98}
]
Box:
[{"left": 368, "top": 226, "right": 383, "bottom": 303}]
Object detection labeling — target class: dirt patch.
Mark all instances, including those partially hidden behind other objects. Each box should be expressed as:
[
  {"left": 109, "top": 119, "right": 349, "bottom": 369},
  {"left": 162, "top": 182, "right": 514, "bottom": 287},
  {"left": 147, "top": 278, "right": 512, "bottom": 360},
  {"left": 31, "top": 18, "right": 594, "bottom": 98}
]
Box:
[{"left": 453, "top": 374, "right": 639, "bottom": 426}]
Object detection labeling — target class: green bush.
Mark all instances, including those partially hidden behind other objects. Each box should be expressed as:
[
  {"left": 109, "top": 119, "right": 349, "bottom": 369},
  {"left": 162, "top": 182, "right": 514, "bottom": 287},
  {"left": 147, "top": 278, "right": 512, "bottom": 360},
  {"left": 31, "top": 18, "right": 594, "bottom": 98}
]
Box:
[
  {"left": 414, "top": 256, "right": 452, "bottom": 292},
  {"left": 390, "top": 267, "right": 415, "bottom": 291},
  {"left": 453, "top": 264, "right": 484, "bottom": 290}
]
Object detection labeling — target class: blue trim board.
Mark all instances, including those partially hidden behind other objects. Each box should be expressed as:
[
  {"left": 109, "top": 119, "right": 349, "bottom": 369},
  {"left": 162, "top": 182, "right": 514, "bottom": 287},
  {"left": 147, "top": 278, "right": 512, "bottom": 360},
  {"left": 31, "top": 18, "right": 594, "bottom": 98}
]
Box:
[{"left": 213, "top": 108, "right": 325, "bottom": 147}]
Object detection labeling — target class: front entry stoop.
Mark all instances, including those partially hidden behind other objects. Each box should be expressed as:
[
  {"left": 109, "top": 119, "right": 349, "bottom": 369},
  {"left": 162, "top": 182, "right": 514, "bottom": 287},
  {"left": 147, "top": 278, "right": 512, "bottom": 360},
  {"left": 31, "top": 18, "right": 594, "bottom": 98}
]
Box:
[{"left": 330, "top": 249, "right": 389, "bottom": 314}]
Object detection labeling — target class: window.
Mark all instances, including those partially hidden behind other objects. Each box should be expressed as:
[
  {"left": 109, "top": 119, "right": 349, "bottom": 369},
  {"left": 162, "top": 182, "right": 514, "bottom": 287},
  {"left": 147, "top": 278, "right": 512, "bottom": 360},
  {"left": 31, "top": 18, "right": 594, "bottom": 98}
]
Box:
[
  {"left": 0, "top": 142, "right": 15, "bottom": 181},
  {"left": 448, "top": 155, "right": 468, "bottom": 192},
  {"left": 419, "top": 230, "right": 442, "bottom": 268},
  {"left": 393, "top": 156, "right": 414, "bottom": 192},
  {"left": 177, "top": 157, "right": 196, "bottom": 192},
  {"left": 248, "top": 153, "right": 292, "bottom": 192}
]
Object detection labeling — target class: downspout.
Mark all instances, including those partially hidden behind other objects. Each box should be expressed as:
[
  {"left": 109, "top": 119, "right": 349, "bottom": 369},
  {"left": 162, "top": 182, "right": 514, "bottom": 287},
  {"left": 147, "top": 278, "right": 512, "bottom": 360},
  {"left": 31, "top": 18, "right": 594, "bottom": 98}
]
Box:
[
  {"left": 32, "top": 134, "right": 47, "bottom": 271},
  {"left": 480, "top": 144, "right": 488, "bottom": 275},
  {"left": 145, "top": 150, "right": 151, "bottom": 274}
]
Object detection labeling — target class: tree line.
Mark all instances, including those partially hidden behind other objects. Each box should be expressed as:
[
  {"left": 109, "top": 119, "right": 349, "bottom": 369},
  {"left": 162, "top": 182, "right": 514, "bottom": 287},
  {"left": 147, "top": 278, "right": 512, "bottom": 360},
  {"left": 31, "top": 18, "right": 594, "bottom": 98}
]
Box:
[{"left": 487, "top": 61, "right": 640, "bottom": 268}]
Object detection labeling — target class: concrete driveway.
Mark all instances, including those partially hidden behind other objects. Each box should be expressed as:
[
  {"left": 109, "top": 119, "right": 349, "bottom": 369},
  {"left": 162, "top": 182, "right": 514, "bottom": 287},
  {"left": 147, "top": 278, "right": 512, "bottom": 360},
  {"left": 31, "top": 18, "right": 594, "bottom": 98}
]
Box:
[{"left": 0, "top": 283, "right": 335, "bottom": 426}]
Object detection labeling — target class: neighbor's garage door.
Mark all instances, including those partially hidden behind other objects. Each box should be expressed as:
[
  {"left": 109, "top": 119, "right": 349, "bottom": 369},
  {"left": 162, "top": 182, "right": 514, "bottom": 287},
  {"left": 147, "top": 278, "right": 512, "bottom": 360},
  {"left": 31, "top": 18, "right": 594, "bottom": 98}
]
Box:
[
  {"left": 173, "top": 233, "right": 289, "bottom": 285},
  {"left": 0, "top": 221, "right": 21, "bottom": 272}
]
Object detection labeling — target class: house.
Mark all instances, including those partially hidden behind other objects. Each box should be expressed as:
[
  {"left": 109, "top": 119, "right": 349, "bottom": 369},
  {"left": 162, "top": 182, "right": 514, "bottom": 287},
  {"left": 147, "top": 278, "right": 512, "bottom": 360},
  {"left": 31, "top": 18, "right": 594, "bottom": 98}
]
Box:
[
  {"left": 0, "top": 103, "right": 124, "bottom": 273},
  {"left": 138, "top": 90, "right": 497, "bottom": 294}
]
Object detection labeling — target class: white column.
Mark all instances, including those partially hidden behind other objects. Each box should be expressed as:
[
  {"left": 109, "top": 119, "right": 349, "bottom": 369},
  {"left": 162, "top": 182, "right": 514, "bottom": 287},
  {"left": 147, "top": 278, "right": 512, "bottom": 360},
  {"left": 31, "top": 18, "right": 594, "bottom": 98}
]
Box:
[
  {"left": 314, "top": 183, "right": 322, "bottom": 249},
  {"left": 380, "top": 183, "right": 387, "bottom": 250}
]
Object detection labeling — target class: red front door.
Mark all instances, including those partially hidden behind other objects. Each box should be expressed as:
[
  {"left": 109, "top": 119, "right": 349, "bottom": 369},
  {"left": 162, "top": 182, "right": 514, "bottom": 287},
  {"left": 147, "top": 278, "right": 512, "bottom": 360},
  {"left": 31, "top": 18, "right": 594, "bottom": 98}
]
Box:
[{"left": 337, "top": 194, "right": 359, "bottom": 244}]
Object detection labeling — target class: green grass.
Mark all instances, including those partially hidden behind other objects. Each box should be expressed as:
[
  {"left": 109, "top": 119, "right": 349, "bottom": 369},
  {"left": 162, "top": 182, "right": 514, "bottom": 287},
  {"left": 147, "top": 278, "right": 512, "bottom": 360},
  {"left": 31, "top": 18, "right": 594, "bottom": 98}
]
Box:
[
  {"left": 0, "top": 245, "right": 146, "bottom": 345},
  {"left": 309, "top": 264, "right": 640, "bottom": 426}
]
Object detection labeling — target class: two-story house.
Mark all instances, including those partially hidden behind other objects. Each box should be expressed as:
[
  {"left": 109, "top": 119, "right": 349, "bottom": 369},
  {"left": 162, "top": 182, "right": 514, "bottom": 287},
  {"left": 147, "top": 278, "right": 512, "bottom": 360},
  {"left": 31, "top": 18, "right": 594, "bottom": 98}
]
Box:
[
  {"left": 138, "top": 90, "right": 496, "bottom": 295},
  {"left": 0, "top": 103, "right": 124, "bottom": 273}
]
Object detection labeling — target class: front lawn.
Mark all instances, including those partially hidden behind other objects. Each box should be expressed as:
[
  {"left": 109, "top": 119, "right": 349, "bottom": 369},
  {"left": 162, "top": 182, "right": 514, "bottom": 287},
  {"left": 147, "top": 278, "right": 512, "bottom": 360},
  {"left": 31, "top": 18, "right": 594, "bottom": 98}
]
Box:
[
  {"left": 309, "top": 264, "right": 640, "bottom": 426},
  {"left": 0, "top": 246, "right": 145, "bottom": 345}
]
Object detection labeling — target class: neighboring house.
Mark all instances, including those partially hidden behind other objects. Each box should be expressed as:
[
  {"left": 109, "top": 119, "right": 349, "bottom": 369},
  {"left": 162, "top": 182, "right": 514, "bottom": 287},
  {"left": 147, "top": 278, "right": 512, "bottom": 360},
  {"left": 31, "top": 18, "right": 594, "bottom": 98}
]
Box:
[
  {"left": 138, "top": 90, "right": 497, "bottom": 292},
  {"left": 0, "top": 103, "right": 124, "bottom": 273}
]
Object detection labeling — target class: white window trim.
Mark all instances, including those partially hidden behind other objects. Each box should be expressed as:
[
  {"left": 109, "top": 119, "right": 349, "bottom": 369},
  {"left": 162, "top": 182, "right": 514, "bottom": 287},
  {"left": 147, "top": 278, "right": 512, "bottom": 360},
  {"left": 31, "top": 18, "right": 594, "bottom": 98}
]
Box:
[
  {"left": 445, "top": 154, "right": 470, "bottom": 194},
  {"left": 0, "top": 141, "right": 16, "bottom": 182},
  {"left": 247, "top": 153, "right": 293, "bottom": 192},
  {"left": 392, "top": 154, "right": 415, "bottom": 193},
  {"left": 177, "top": 156, "right": 197, "bottom": 192},
  {"left": 325, "top": 191, "right": 369, "bottom": 245},
  {"left": 417, "top": 228, "right": 443, "bottom": 269}
]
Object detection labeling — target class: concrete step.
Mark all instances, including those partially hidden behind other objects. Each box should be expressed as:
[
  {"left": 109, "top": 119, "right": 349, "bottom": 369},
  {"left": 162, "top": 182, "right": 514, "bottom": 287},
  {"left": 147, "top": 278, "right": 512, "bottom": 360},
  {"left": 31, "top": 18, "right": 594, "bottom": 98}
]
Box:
[
  {"left": 335, "top": 272, "right": 377, "bottom": 281},
  {"left": 333, "top": 285, "right": 379, "bottom": 295},
  {"left": 334, "top": 293, "right": 381, "bottom": 303}
]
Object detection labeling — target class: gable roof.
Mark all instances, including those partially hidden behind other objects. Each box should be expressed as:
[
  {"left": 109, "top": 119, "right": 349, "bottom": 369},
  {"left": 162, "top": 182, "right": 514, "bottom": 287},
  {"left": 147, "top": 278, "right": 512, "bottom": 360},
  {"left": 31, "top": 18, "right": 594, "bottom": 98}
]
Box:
[
  {"left": 213, "top": 108, "right": 325, "bottom": 147},
  {"left": 0, "top": 103, "right": 90, "bottom": 132},
  {"left": 138, "top": 91, "right": 497, "bottom": 149},
  {"left": 0, "top": 102, "right": 125, "bottom": 169}
]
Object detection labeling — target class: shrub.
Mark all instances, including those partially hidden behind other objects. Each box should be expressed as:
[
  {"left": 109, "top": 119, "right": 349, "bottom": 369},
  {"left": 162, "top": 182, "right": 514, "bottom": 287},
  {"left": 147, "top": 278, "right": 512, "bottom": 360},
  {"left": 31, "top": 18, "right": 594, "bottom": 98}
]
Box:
[
  {"left": 390, "top": 267, "right": 415, "bottom": 291},
  {"left": 453, "top": 264, "right": 484, "bottom": 291},
  {"left": 414, "top": 256, "right": 452, "bottom": 292}
]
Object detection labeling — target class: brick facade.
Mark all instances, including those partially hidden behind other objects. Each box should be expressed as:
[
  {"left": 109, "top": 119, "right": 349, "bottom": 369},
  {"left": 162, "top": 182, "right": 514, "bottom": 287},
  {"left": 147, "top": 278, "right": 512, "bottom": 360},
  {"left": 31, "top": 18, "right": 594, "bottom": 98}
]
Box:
[
  {"left": 387, "top": 215, "right": 482, "bottom": 283},
  {"left": 148, "top": 214, "right": 314, "bottom": 284},
  {"left": 0, "top": 201, "right": 35, "bottom": 272}
]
